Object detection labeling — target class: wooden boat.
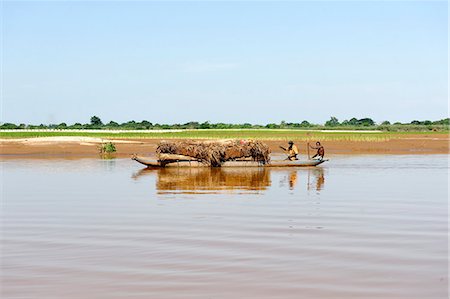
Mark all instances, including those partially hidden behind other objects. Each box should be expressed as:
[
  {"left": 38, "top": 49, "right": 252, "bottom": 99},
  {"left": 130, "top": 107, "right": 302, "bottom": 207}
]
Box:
[{"left": 132, "top": 155, "right": 327, "bottom": 168}]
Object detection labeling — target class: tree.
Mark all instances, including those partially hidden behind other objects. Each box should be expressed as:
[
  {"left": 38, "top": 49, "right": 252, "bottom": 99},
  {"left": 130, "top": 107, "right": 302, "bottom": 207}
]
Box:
[
  {"left": 348, "top": 118, "right": 359, "bottom": 126},
  {"left": 358, "top": 118, "right": 375, "bottom": 126},
  {"left": 381, "top": 121, "right": 391, "bottom": 125},
  {"left": 214, "top": 123, "right": 228, "bottom": 129},
  {"left": 433, "top": 118, "right": 449, "bottom": 125},
  {"left": 265, "top": 123, "right": 279, "bottom": 129},
  {"left": 121, "top": 120, "right": 137, "bottom": 129},
  {"left": 184, "top": 122, "right": 200, "bottom": 129},
  {"left": 140, "top": 120, "right": 153, "bottom": 129},
  {"left": 200, "top": 121, "right": 210, "bottom": 129},
  {"left": 325, "top": 116, "right": 340, "bottom": 127},
  {"left": 90, "top": 116, "right": 103, "bottom": 126},
  {"left": 107, "top": 121, "right": 119, "bottom": 127},
  {"left": 71, "top": 123, "right": 84, "bottom": 129},
  {"left": 0, "top": 123, "right": 19, "bottom": 129},
  {"left": 300, "top": 121, "right": 310, "bottom": 127}
]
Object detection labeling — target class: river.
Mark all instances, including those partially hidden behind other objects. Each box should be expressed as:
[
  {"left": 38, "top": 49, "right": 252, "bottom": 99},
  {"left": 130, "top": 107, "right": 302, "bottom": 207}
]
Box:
[{"left": 1, "top": 155, "right": 448, "bottom": 298}]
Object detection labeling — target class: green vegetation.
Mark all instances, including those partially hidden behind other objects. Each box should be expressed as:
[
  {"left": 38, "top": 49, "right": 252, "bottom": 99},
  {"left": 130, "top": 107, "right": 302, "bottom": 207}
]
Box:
[
  {"left": 99, "top": 142, "right": 117, "bottom": 153},
  {"left": 0, "top": 129, "right": 443, "bottom": 142},
  {"left": 1, "top": 116, "right": 448, "bottom": 132}
]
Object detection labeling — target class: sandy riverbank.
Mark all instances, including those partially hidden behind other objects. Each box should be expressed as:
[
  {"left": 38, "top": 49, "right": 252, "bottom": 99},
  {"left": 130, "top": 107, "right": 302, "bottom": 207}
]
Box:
[{"left": 1, "top": 135, "right": 448, "bottom": 159}]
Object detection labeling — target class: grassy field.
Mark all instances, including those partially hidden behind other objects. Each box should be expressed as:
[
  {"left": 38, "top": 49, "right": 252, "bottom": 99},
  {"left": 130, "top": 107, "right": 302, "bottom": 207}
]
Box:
[{"left": 0, "top": 129, "right": 444, "bottom": 142}]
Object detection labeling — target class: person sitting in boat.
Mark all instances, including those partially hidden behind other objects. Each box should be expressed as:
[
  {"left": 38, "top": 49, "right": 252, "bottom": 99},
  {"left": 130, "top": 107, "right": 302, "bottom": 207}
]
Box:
[
  {"left": 309, "top": 141, "right": 325, "bottom": 160},
  {"left": 280, "top": 141, "right": 299, "bottom": 160}
]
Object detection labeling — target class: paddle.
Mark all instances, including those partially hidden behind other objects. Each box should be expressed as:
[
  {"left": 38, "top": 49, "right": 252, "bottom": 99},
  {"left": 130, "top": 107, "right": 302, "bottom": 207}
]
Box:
[{"left": 279, "top": 145, "right": 292, "bottom": 160}]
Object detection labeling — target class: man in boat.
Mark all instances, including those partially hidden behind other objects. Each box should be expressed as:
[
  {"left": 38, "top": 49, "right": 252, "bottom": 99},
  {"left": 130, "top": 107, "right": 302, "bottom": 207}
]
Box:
[
  {"left": 309, "top": 141, "right": 325, "bottom": 160},
  {"left": 280, "top": 140, "right": 299, "bottom": 160}
]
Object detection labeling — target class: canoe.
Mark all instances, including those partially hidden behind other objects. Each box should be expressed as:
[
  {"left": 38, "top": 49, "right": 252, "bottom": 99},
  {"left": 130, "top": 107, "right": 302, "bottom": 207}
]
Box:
[{"left": 132, "top": 155, "right": 327, "bottom": 168}]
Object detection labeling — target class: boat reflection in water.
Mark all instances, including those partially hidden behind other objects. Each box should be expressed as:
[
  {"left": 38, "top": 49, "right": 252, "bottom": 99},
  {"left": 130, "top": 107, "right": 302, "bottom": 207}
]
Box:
[{"left": 132, "top": 167, "right": 325, "bottom": 195}]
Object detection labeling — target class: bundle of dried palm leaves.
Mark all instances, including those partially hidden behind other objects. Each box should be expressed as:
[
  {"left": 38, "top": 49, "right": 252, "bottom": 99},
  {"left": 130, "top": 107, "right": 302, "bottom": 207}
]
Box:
[{"left": 156, "top": 139, "right": 271, "bottom": 167}]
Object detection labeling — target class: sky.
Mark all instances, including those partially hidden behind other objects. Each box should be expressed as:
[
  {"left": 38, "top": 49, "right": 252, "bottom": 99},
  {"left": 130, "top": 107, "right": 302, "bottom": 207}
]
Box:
[{"left": 1, "top": 1, "right": 448, "bottom": 125}]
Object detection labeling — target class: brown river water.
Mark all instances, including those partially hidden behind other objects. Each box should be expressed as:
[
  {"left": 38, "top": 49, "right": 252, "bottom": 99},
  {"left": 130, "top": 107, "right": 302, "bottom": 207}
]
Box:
[{"left": 1, "top": 155, "right": 448, "bottom": 298}]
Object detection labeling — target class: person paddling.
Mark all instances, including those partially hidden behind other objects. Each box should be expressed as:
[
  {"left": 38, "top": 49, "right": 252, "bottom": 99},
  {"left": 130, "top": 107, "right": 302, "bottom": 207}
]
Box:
[
  {"left": 309, "top": 141, "right": 325, "bottom": 160},
  {"left": 280, "top": 141, "right": 299, "bottom": 160}
]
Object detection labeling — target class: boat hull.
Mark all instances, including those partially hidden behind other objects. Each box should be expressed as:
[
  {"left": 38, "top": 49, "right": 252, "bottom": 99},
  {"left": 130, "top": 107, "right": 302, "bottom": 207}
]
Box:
[{"left": 132, "top": 156, "right": 327, "bottom": 168}]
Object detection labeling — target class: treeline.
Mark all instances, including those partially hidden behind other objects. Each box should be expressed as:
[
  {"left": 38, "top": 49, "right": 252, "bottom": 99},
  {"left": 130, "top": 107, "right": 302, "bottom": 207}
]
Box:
[{"left": 1, "top": 116, "right": 449, "bottom": 131}]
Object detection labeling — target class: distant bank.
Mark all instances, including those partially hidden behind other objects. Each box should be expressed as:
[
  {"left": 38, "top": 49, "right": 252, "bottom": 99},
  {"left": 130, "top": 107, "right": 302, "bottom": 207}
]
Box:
[{"left": 0, "top": 131, "right": 448, "bottom": 158}]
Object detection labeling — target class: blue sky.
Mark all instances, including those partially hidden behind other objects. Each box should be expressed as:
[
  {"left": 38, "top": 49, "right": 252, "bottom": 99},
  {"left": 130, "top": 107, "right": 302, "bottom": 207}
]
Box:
[{"left": 2, "top": 1, "right": 448, "bottom": 125}]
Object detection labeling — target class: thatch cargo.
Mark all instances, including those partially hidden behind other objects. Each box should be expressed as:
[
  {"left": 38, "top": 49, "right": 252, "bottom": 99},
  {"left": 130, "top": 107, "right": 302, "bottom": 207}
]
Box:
[{"left": 156, "top": 139, "right": 271, "bottom": 167}]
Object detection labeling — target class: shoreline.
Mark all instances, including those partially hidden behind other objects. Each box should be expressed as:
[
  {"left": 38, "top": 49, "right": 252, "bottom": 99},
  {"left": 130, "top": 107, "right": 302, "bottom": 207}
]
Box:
[{"left": 1, "top": 135, "right": 448, "bottom": 159}]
